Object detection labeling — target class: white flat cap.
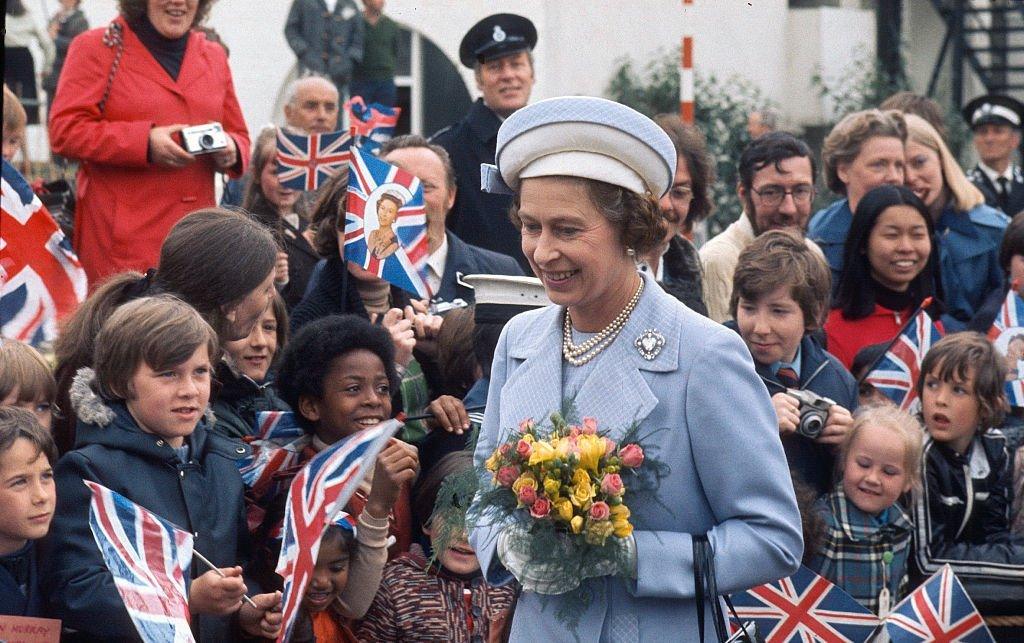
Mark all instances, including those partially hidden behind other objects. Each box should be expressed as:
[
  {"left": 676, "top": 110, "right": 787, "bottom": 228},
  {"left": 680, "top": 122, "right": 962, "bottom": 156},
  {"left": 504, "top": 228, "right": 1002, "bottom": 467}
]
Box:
[
  {"left": 463, "top": 274, "right": 551, "bottom": 323},
  {"left": 480, "top": 96, "right": 677, "bottom": 197}
]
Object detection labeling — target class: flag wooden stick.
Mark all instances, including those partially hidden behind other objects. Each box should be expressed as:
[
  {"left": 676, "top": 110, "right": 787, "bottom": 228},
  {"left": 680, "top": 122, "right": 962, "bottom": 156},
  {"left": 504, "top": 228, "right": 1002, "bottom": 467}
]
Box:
[
  {"left": 193, "top": 550, "right": 259, "bottom": 608},
  {"left": 855, "top": 296, "right": 935, "bottom": 386}
]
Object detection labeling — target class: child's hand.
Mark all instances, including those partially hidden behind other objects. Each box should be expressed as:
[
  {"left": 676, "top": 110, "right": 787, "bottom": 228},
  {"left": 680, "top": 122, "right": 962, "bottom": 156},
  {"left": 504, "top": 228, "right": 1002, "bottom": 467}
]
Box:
[
  {"left": 188, "top": 566, "right": 247, "bottom": 615},
  {"left": 816, "top": 404, "right": 854, "bottom": 446},
  {"left": 771, "top": 392, "right": 801, "bottom": 435},
  {"left": 274, "top": 251, "right": 289, "bottom": 285},
  {"left": 365, "top": 439, "right": 418, "bottom": 518},
  {"left": 238, "top": 591, "right": 283, "bottom": 638},
  {"left": 381, "top": 308, "right": 416, "bottom": 367},
  {"left": 427, "top": 395, "right": 470, "bottom": 434}
]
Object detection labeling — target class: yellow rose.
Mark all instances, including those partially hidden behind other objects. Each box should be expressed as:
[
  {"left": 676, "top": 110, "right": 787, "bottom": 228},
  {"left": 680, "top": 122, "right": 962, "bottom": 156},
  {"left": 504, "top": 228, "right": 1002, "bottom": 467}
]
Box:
[
  {"left": 485, "top": 451, "right": 501, "bottom": 472},
  {"left": 543, "top": 477, "right": 561, "bottom": 499},
  {"left": 555, "top": 437, "right": 573, "bottom": 459},
  {"left": 610, "top": 503, "right": 630, "bottom": 521},
  {"left": 612, "top": 518, "right": 633, "bottom": 538},
  {"left": 570, "top": 515, "right": 584, "bottom": 534},
  {"left": 528, "top": 440, "right": 557, "bottom": 465},
  {"left": 554, "top": 498, "right": 574, "bottom": 523},
  {"left": 570, "top": 480, "right": 594, "bottom": 508},
  {"left": 576, "top": 434, "right": 604, "bottom": 472},
  {"left": 585, "top": 519, "right": 615, "bottom": 546},
  {"left": 571, "top": 468, "right": 591, "bottom": 487},
  {"left": 511, "top": 472, "right": 537, "bottom": 496},
  {"left": 521, "top": 433, "right": 535, "bottom": 444}
]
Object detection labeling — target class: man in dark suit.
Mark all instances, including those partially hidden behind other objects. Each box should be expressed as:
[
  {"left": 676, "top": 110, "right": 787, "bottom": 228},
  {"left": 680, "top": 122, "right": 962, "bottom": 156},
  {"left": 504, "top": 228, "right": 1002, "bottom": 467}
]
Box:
[
  {"left": 963, "top": 93, "right": 1024, "bottom": 216},
  {"left": 431, "top": 13, "right": 537, "bottom": 270},
  {"left": 380, "top": 135, "right": 523, "bottom": 305}
]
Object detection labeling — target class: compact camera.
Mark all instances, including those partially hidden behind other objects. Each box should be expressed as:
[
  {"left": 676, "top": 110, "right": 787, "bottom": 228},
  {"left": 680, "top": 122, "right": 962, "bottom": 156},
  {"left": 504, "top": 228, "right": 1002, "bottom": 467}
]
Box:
[
  {"left": 785, "top": 389, "right": 835, "bottom": 440},
  {"left": 179, "top": 122, "right": 228, "bottom": 155}
]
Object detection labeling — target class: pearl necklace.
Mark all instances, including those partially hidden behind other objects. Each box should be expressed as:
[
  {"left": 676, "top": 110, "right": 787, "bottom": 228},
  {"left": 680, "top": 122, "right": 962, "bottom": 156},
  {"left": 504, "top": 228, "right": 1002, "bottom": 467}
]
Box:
[{"left": 562, "top": 277, "right": 644, "bottom": 366}]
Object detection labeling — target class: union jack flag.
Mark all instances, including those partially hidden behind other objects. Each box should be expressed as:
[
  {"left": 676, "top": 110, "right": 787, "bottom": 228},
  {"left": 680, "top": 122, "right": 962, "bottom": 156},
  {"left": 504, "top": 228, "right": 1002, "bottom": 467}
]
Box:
[
  {"left": 986, "top": 286, "right": 1024, "bottom": 407},
  {"left": 276, "top": 128, "right": 352, "bottom": 191},
  {"left": 238, "top": 437, "right": 304, "bottom": 506},
  {"left": 863, "top": 302, "right": 943, "bottom": 411},
  {"left": 344, "top": 147, "right": 430, "bottom": 298},
  {"left": 275, "top": 419, "right": 400, "bottom": 642},
  {"left": 0, "top": 160, "right": 87, "bottom": 346},
  {"left": 346, "top": 96, "right": 401, "bottom": 153},
  {"left": 885, "top": 565, "right": 994, "bottom": 642},
  {"left": 254, "top": 410, "right": 305, "bottom": 443},
  {"left": 729, "top": 565, "right": 880, "bottom": 643},
  {"left": 85, "top": 481, "right": 195, "bottom": 643}
]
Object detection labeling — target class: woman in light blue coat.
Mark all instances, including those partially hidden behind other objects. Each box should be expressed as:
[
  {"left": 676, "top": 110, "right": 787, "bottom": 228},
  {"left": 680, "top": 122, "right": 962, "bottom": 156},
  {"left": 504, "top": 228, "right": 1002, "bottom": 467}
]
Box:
[{"left": 469, "top": 96, "right": 803, "bottom": 642}]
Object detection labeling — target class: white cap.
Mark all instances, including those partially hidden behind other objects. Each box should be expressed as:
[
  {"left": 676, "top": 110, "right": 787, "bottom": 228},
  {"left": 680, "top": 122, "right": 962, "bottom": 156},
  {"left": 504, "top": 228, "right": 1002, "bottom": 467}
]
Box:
[{"left": 463, "top": 274, "right": 551, "bottom": 323}]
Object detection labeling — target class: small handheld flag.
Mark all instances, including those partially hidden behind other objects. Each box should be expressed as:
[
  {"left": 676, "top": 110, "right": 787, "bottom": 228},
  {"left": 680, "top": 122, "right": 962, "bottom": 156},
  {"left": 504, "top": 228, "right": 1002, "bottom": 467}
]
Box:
[
  {"left": 276, "top": 128, "right": 352, "bottom": 191},
  {"left": 346, "top": 96, "right": 401, "bottom": 153},
  {"left": 1, "top": 159, "right": 87, "bottom": 346},
  {"left": 884, "top": 564, "right": 994, "bottom": 642},
  {"left": 253, "top": 410, "right": 305, "bottom": 443},
  {"left": 344, "top": 147, "right": 430, "bottom": 298},
  {"left": 862, "top": 299, "right": 943, "bottom": 411},
  {"left": 85, "top": 481, "right": 196, "bottom": 643},
  {"left": 729, "top": 565, "right": 880, "bottom": 643},
  {"left": 986, "top": 286, "right": 1024, "bottom": 408},
  {"left": 275, "top": 419, "right": 401, "bottom": 642}
]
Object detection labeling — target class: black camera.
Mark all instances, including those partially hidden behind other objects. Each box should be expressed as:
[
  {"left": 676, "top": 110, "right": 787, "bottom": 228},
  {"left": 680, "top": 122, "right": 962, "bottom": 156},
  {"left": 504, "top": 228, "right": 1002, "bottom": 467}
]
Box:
[
  {"left": 179, "top": 122, "right": 228, "bottom": 155},
  {"left": 785, "top": 389, "right": 835, "bottom": 440}
]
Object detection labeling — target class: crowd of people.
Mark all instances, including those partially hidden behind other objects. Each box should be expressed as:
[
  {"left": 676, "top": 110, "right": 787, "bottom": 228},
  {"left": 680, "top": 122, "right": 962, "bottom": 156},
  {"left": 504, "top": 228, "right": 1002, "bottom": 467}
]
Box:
[{"left": 4, "top": 0, "right": 1024, "bottom": 641}]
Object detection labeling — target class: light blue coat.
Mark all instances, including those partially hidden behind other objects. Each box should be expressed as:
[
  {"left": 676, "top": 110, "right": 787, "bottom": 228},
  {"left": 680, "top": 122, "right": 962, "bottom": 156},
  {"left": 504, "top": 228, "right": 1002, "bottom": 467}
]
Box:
[{"left": 470, "top": 271, "right": 803, "bottom": 642}]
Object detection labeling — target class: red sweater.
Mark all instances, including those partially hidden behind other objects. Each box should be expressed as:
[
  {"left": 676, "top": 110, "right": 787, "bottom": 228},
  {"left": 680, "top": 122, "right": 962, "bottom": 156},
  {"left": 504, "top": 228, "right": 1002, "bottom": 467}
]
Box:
[{"left": 824, "top": 304, "right": 912, "bottom": 371}]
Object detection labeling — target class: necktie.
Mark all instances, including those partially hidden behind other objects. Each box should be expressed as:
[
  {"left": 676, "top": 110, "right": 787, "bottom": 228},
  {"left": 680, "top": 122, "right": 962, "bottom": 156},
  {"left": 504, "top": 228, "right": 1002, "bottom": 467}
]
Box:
[
  {"left": 776, "top": 366, "right": 799, "bottom": 389},
  {"left": 998, "top": 176, "right": 1011, "bottom": 213}
]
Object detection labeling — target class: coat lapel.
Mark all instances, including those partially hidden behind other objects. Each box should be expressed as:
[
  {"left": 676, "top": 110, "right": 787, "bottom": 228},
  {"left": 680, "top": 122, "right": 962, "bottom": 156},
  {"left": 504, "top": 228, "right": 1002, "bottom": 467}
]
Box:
[
  {"left": 120, "top": 18, "right": 184, "bottom": 96},
  {"left": 499, "top": 306, "right": 564, "bottom": 434}
]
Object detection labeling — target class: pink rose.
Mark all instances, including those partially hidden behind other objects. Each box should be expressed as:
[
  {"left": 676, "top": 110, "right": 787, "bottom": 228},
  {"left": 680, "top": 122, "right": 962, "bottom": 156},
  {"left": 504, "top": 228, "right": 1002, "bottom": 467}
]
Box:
[
  {"left": 619, "top": 444, "right": 645, "bottom": 468},
  {"left": 515, "top": 438, "right": 532, "bottom": 459},
  {"left": 497, "top": 466, "right": 520, "bottom": 487},
  {"left": 603, "top": 437, "right": 616, "bottom": 456},
  {"left": 530, "top": 497, "right": 551, "bottom": 518},
  {"left": 582, "top": 417, "right": 598, "bottom": 435},
  {"left": 600, "top": 473, "right": 624, "bottom": 496},
  {"left": 589, "top": 501, "right": 611, "bottom": 521},
  {"left": 519, "top": 418, "right": 536, "bottom": 433},
  {"left": 568, "top": 426, "right": 581, "bottom": 438},
  {"left": 517, "top": 485, "right": 537, "bottom": 506},
  {"left": 499, "top": 443, "right": 512, "bottom": 458}
]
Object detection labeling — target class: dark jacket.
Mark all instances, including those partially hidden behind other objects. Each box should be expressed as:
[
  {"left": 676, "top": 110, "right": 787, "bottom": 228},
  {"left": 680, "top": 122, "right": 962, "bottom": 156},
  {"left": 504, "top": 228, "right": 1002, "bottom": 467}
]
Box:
[
  {"left": 211, "top": 361, "right": 290, "bottom": 441},
  {"left": 0, "top": 541, "right": 42, "bottom": 617},
  {"left": 284, "top": 0, "right": 364, "bottom": 85},
  {"left": 968, "top": 163, "right": 1024, "bottom": 217},
  {"left": 42, "top": 8, "right": 89, "bottom": 96},
  {"left": 436, "top": 232, "right": 523, "bottom": 303},
  {"left": 728, "top": 325, "right": 858, "bottom": 496},
  {"left": 911, "top": 431, "right": 1024, "bottom": 612},
  {"left": 432, "top": 99, "right": 526, "bottom": 270},
  {"left": 290, "top": 255, "right": 369, "bottom": 333},
  {"left": 659, "top": 235, "right": 707, "bottom": 316},
  {"left": 40, "top": 369, "right": 254, "bottom": 641},
  {"left": 935, "top": 204, "right": 1008, "bottom": 328}
]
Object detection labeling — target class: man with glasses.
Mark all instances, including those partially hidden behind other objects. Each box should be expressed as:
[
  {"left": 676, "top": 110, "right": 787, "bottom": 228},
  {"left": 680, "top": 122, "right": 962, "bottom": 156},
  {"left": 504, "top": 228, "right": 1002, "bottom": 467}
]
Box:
[{"left": 700, "top": 132, "right": 821, "bottom": 322}]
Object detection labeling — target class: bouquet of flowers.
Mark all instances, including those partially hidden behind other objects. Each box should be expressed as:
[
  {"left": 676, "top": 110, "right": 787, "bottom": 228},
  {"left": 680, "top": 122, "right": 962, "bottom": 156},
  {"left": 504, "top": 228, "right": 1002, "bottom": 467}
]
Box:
[{"left": 474, "top": 411, "right": 654, "bottom": 607}]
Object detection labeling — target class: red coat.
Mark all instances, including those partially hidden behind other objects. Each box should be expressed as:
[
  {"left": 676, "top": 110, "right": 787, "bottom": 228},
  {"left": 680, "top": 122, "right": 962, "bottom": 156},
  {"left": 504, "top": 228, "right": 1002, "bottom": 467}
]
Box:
[
  {"left": 49, "top": 16, "right": 249, "bottom": 284},
  {"left": 824, "top": 304, "right": 912, "bottom": 371}
]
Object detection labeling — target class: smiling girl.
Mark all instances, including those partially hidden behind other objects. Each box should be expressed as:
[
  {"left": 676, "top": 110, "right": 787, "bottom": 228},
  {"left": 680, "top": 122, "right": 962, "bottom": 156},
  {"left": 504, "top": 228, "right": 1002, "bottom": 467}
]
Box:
[{"left": 825, "top": 185, "right": 942, "bottom": 369}]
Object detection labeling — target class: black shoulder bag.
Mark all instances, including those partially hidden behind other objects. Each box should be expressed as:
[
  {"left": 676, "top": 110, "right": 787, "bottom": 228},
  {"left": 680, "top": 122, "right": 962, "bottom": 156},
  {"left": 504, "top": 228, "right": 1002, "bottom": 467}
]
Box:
[{"left": 693, "top": 535, "right": 759, "bottom": 642}]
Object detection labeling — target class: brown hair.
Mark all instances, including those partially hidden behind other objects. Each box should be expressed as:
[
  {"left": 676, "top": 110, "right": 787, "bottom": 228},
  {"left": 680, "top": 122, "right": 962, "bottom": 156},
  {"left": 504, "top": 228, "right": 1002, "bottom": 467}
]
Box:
[
  {"left": 880, "top": 91, "right": 948, "bottom": 140},
  {"left": 434, "top": 306, "right": 478, "bottom": 398},
  {"left": 822, "top": 109, "right": 907, "bottom": 195},
  {"left": 118, "top": 0, "right": 216, "bottom": 27},
  {"left": 240, "top": 127, "right": 287, "bottom": 232},
  {"left": 653, "top": 114, "right": 716, "bottom": 226},
  {"left": 3, "top": 83, "right": 26, "bottom": 134},
  {"left": 0, "top": 339, "right": 56, "bottom": 405},
  {"left": 729, "top": 229, "right": 832, "bottom": 330},
  {"left": 916, "top": 332, "right": 1007, "bottom": 429},
  {"left": 309, "top": 172, "right": 350, "bottom": 258},
  {"left": 509, "top": 177, "right": 665, "bottom": 256},
  {"left": 93, "top": 296, "right": 218, "bottom": 401},
  {"left": 0, "top": 406, "right": 57, "bottom": 469},
  {"left": 413, "top": 450, "right": 474, "bottom": 533},
  {"left": 379, "top": 134, "right": 458, "bottom": 192},
  {"left": 839, "top": 405, "right": 924, "bottom": 491}
]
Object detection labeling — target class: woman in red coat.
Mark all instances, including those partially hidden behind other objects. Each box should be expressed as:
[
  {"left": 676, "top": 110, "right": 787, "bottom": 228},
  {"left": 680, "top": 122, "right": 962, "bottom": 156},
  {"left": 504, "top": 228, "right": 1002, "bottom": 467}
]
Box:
[{"left": 49, "top": 0, "right": 250, "bottom": 284}]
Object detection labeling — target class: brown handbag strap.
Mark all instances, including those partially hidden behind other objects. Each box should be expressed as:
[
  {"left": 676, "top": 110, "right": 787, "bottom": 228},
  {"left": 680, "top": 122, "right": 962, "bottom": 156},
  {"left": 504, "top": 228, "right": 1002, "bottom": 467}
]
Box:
[{"left": 98, "top": 21, "right": 125, "bottom": 114}]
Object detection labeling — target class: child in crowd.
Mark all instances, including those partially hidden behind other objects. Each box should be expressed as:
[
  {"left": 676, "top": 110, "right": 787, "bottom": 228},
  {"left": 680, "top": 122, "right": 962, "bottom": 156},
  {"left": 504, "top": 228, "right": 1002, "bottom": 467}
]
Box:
[
  {"left": 359, "top": 451, "right": 516, "bottom": 641},
  {"left": 0, "top": 407, "right": 57, "bottom": 616},
  {"left": 826, "top": 185, "right": 941, "bottom": 370},
  {"left": 2, "top": 83, "right": 27, "bottom": 162},
  {"left": 0, "top": 339, "right": 57, "bottom": 431},
  {"left": 273, "top": 314, "right": 418, "bottom": 618},
  {"left": 810, "top": 405, "right": 921, "bottom": 615},
  {"left": 850, "top": 343, "right": 897, "bottom": 409},
  {"left": 41, "top": 296, "right": 282, "bottom": 640},
  {"left": 912, "top": 332, "right": 1024, "bottom": 609},
  {"left": 729, "top": 229, "right": 857, "bottom": 495},
  {"left": 289, "top": 517, "right": 362, "bottom": 643},
  {"left": 212, "top": 294, "right": 290, "bottom": 441}
]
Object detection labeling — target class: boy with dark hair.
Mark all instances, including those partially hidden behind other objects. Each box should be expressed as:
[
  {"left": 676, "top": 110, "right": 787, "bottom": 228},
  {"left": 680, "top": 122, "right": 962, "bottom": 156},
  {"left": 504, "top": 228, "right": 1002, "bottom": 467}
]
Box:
[
  {"left": 729, "top": 229, "right": 857, "bottom": 495},
  {"left": 0, "top": 407, "right": 56, "bottom": 616}
]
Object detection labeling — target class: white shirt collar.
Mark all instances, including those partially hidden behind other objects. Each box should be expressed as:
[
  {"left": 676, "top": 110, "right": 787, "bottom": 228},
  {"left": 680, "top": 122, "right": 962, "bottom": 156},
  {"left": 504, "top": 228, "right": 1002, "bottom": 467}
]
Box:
[
  {"left": 426, "top": 235, "right": 449, "bottom": 294},
  {"left": 978, "top": 160, "right": 1015, "bottom": 185}
]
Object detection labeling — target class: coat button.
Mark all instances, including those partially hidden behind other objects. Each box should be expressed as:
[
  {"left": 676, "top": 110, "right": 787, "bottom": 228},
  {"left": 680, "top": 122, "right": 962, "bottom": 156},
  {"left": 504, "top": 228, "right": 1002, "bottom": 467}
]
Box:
[
  {"left": 235, "top": 447, "right": 246, "bottom": 454},
  {"left": 180, "top": 470, "right": 185, "bottom": 478},
  {"left": 156, "top": 440, "right": 165, "bottom": 446}
]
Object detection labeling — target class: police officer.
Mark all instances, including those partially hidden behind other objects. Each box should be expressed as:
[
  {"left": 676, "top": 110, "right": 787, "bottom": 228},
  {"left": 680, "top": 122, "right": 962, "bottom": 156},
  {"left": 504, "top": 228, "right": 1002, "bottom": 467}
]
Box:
[
  {"left": 963, "top": 93, "right": 1024, "bottom": 216},
  {"left": 432, "top": 13, "right": 537, "bottom": 270}
]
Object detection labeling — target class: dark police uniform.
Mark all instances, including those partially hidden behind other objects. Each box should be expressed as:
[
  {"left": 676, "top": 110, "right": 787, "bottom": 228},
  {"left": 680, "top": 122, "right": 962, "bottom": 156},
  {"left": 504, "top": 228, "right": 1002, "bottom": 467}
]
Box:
[
  {"left": 431, "top": 14, "right": 537, "bottom": 271},
  {"left": 962, "top": 94, "right": 1024, "bottom": 216}
]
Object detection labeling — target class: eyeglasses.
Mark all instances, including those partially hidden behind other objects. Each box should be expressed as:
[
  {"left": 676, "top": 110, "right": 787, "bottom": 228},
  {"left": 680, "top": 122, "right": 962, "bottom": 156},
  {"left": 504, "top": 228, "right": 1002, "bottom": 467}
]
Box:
[
  {"left": 669, "top": 185, "right": 693, "bottom": 204},
  {"left": 750, "top": 184, "right": 815, "bottom": 206}
]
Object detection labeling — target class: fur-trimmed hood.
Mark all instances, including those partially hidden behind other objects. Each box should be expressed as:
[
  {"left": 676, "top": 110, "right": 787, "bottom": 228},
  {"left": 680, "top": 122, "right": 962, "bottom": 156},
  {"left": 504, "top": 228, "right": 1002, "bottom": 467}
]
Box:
[{"left": 70, "top": 367, "right": 216, "bottom": 427}]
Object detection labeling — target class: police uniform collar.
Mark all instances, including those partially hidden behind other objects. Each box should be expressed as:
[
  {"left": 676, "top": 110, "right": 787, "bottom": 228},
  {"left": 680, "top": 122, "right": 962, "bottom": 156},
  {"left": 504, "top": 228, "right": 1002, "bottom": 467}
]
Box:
[{"left": 468, "top": 98, "right": 503, "bottom": 142}]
